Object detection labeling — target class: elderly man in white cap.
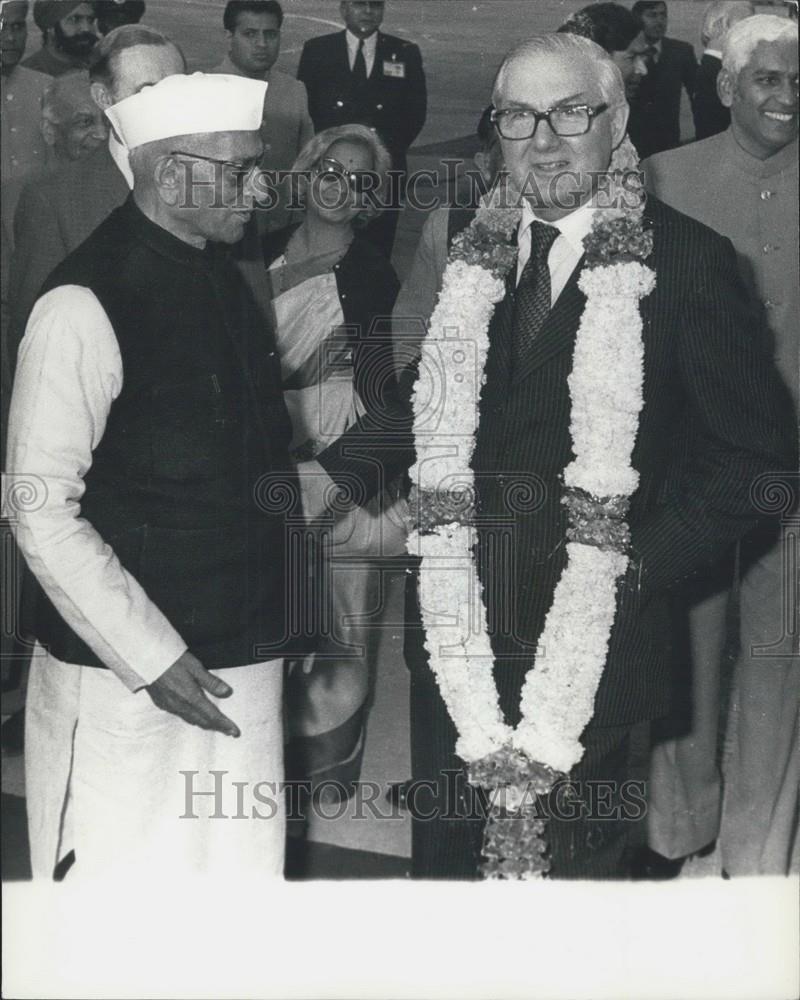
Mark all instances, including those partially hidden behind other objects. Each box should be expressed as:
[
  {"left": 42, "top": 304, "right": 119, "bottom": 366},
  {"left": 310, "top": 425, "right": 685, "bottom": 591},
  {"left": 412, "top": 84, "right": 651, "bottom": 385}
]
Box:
[{"left": 3, "top": 72, "right": 312, "bottom": 879}]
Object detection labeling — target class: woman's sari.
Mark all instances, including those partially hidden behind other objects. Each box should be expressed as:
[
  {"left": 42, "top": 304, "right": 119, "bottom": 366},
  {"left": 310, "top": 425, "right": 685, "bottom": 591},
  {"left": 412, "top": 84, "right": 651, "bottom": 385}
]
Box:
[{"left": 269, "top": 249, "right": 406, "bottom": 805}]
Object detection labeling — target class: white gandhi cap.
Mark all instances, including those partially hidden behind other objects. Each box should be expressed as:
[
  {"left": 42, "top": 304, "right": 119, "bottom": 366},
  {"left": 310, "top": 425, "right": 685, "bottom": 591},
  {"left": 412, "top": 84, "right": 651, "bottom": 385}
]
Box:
[{"left": 105, "top": 73, "right": 268, "bottom": 151}]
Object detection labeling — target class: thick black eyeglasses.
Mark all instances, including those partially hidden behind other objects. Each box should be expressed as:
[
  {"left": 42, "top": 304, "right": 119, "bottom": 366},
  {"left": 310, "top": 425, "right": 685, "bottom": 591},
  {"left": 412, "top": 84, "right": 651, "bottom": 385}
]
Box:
[
  {"left": 169, "top": 150, "right": 261, "bottom": 187},
  {"left": 314, "top": 156, "right": 374, "bottom": 195},
  {"left": 491, "top": 103, "right": 609, "bottom": 140}
]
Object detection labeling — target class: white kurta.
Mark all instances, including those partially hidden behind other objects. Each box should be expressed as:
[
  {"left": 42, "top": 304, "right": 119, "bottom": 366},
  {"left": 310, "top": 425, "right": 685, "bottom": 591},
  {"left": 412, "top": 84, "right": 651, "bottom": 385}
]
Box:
[{"left": 4, "top": 285, "right": 286, "bottom": 878}]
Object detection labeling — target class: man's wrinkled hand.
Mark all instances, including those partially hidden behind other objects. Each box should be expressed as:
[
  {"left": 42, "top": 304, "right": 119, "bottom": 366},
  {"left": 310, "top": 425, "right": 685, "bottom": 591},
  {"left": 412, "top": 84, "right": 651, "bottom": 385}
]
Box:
[{"left": 147, "top": 650, "right": 240, "bottom": 737}]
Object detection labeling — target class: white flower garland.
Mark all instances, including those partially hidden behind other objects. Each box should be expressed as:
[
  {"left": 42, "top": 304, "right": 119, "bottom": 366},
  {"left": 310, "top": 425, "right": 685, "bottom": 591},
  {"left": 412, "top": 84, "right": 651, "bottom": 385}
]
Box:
[{"left": 409, "top": 144, "right": 656, "bottom": 798}]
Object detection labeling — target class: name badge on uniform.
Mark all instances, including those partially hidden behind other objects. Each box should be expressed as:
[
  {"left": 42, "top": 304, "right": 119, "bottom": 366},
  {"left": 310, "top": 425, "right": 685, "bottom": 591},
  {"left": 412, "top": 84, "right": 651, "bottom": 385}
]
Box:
[{"left": 383, "top": 60, "right": 406, "bottom": 78}]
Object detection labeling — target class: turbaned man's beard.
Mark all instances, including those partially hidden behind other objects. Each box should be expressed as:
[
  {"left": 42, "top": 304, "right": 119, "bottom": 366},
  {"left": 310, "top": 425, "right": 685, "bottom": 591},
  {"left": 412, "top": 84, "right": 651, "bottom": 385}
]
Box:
[{"left": 54, "top": 23, "right": 97, "bottom": 59}]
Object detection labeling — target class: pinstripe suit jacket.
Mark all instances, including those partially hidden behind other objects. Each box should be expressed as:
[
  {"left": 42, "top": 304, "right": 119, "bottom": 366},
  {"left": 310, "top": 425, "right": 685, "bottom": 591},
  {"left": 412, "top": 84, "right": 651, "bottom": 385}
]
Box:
[{"left": 428, "top": 194, "right": 796, "bottom": 730}]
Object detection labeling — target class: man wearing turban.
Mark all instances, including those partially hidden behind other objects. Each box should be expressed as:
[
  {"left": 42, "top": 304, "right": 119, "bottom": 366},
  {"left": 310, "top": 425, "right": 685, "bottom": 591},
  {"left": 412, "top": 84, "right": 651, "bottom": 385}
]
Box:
[{"left": 22, "top": 1, "right": 98, "bottom": 76}]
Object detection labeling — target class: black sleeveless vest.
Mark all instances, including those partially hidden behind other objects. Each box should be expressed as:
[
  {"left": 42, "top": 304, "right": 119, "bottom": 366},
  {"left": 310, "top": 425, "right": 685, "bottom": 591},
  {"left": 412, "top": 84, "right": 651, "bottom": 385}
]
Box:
[{"left": 32, "top": 197, "right": 310, "bottom": 669}]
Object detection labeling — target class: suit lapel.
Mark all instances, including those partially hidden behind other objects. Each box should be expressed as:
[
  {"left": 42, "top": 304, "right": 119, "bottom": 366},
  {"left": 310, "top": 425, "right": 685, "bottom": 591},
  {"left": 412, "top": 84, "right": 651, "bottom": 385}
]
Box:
[
  {"left": 373, "top": 32, "right": 383, "bottom": 77},
  {"left": 512, "top": 259, "right": 587, "bottom": 384},
  {"left": 336, "top": 30, "right": 350, "bottom": 81},
  {"left": 487, "top": 267, "right": 517, "bottom": 381}
]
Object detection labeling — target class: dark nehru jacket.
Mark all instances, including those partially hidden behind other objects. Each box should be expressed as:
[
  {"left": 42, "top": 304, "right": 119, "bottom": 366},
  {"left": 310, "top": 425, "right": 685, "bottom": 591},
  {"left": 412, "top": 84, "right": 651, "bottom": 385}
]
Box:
[{"left": 31, "top": 197, "right": 307, "bottom": 669}]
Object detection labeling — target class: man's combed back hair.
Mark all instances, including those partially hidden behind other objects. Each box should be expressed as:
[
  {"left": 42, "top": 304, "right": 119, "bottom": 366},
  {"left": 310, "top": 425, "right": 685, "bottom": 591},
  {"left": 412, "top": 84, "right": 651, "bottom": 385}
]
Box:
[
  {"left": 558, "top": 3, "right": 641, "bottom": 55},
  {"left": 89, "top": 23, "right": 184, "bottom": 86},
  {"left": 223, "top": 0, "right": 284, "bottom": 31},
  {"left": 721, "top": 12, "right": 797, "bottom": 75},
  {"left": 701, "top": 1, "right": 755, "bottom": 48},
  {"left": 632, "top": 0, "right": 666, "bottom": 18},
  {"left": 493, "top": 33, "right": 626, "bottom": 110}
]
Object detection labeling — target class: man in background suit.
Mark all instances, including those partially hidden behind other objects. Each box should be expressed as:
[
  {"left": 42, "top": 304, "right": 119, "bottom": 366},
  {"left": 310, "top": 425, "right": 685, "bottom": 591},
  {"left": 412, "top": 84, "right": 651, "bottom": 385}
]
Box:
[
  {"left": 404, "top": 32, "right": 795, "bottom": 880},
  {"left": 628, "top": 0, "right": 697, "bottom": 156},
  {"left": 643, "top": 13, "right": 798, "bottom": 876},
  {"left": 9, "top": 24, "right": 184, "bottom": 346},
  {"left": 297, "top": 0, "right": 426, "bottom": 255},
  {"left": 694, "top": 1, "right": 754, "bottom": 140}
]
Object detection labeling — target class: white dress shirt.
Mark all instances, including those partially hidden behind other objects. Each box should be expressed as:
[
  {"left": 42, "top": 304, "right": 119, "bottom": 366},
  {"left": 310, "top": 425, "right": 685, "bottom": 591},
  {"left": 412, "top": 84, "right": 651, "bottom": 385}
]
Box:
[
  {"left": 346, "top": 29, "right": 378, "bottom": 76},
  {"left": 3, "top": 287, "right": 188, "bottom": 691},
  {"left": 516, "top": 200, "right": 595, "bottom": 305}
]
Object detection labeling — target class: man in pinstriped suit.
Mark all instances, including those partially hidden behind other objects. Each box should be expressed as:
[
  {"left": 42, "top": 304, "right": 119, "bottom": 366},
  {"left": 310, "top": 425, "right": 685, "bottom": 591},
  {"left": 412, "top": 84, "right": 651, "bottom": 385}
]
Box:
[{"left": 404, "top": 33, "right": 796, "bottom": 880}]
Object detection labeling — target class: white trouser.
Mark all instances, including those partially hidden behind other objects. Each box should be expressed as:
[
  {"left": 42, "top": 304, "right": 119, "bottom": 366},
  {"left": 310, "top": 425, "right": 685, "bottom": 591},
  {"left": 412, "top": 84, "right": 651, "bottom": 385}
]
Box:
[{"left": 25, "top": 648, "right": 285, "bottom": 879}]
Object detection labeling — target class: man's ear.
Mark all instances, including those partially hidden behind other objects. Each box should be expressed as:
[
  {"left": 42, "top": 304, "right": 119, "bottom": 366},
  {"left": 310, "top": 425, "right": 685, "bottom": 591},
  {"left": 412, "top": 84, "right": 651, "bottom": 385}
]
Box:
[
  {"left": 610, "top": 101, "right": 630, "bottom": 149},
  {"left": 154, "top": 154, "right": 182, "bottom": 206},
  {"left": 473, "top": 150, "right": 490, "bottom": 183},
  {"left": 90, "top": 81, "right": 112, "bottom": 111},
  {"left": 717, "top": 68, "right": 735, "bottom": 108}
]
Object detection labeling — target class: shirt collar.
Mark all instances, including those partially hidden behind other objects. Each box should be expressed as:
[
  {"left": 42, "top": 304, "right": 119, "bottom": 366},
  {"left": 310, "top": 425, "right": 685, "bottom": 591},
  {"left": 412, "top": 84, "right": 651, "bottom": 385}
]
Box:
[
  {"left": 723, "top": 129, "right": 799, "bottom": 179},
  {"left": 346, "top": 29, "right": 378, "bottom": 56},
  {"left": 520, "top": 199, "right": 595, "bottom": 255},
  {"left": 704, "top": 48, "right": 722, "bottom": 60}
]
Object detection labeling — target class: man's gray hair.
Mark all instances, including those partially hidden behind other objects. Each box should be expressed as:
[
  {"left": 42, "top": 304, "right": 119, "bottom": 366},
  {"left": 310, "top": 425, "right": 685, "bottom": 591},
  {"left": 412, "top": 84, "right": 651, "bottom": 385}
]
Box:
[
  {"left": 41, "top": 70, "right": 94, "bottom": 126},
  {"left": 701, "top": 1, "right": 755, "bottom": 48},
  {"left": 89, "top": 23, "right": 185, "bottom": 89},
  {"left": 721, "top": 12, "right": 797, "bottom": 75},
  {"left": 493, "top": 33, "right": 626, "bottom": 110}
]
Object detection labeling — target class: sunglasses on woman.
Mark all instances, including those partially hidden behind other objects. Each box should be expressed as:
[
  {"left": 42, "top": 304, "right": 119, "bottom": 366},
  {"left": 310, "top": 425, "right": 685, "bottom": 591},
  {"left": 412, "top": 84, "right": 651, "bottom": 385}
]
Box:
[{"left": 314, "top": 156, "right": 374, "bottom": 195}]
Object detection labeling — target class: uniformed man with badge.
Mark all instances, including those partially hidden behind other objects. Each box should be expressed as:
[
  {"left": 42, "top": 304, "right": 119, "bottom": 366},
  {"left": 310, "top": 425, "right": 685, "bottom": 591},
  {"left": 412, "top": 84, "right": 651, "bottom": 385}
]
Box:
[{"left": 297, "top": 0, "right": 427, "bottom": 255}]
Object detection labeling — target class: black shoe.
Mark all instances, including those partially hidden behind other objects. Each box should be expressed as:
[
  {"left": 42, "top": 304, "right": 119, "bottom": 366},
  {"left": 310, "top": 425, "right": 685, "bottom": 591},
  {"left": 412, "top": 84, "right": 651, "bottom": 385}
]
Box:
[
  {"left": 628, "top": 846, "right": 686, "bottom": 880},
  {"left": 628, "top": 840, "right": 718, "bottom": 880}
]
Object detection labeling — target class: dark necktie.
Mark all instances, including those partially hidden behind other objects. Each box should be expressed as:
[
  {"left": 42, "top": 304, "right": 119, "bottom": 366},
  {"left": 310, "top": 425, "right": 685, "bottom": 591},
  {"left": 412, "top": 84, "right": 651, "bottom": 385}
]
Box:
[
  {"left": 511, "top": 221, "right": 559, "bottom": 365},
  {"left": 353, "top": 39, "right": 368, "bottom": 86},
  {"left": 645, "top": 44, "right": 658, "bottom": 73}
]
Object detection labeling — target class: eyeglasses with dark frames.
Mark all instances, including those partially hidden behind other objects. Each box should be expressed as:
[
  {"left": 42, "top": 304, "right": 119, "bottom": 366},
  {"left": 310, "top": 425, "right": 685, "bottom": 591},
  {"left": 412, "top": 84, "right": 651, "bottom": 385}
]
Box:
[
  {"left": 169, "top": 150, "right": 261, "bottom": 188},
  {"left": 490, "top": 103, "right": 610, "bottom": 140}
]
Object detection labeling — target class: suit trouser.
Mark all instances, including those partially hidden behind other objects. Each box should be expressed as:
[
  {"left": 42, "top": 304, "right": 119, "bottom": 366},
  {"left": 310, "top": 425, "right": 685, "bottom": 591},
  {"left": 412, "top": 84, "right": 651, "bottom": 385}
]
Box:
[
  {"left": 720, "top": 530, "right": 800, "bottom": 875},
  {"left": 648, "top": 526, "right": 799, "bottom": 873},
  {"left": 25, "top": 648, "right": 285, "bottom": 879},
  {"left": 647, "top": 584, "right": 729, "bottom": 858}
]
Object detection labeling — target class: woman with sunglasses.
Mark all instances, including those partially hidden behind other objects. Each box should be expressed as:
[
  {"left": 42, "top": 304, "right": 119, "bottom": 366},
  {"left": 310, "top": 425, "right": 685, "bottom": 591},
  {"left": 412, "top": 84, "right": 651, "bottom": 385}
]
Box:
[{"left": 263, "top": 125, "right": 406, "bottom": 809}]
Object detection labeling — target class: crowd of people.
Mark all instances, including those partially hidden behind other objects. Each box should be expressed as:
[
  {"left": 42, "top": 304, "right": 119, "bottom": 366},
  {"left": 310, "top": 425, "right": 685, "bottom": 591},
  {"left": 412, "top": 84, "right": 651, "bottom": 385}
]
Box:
[{"left": 0, "top": 0, "right": 797, "bottom": 883}]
